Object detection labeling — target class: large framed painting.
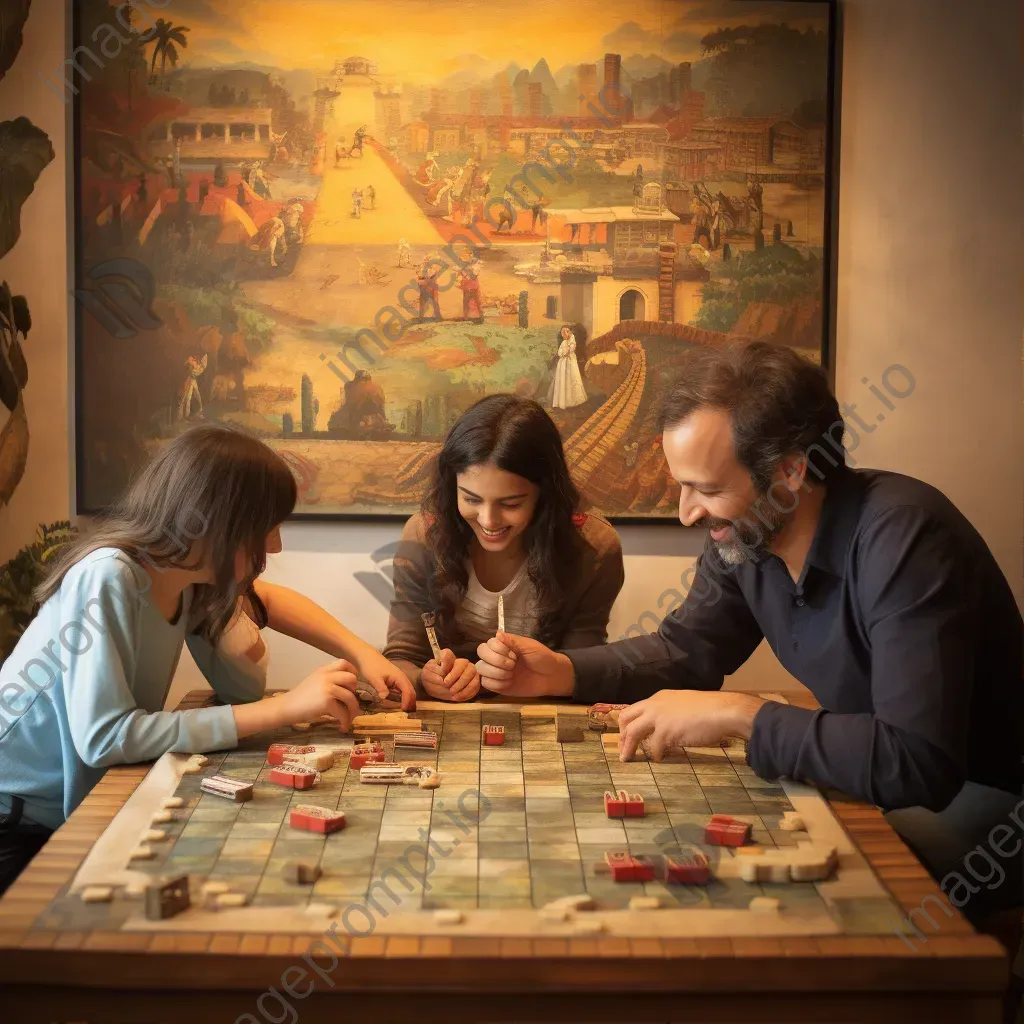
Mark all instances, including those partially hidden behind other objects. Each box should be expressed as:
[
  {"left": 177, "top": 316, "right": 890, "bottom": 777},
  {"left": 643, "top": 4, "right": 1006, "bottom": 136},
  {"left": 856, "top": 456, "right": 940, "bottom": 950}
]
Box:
[{"left": 72, "top": 0, "right": 836, "bottom": 520}]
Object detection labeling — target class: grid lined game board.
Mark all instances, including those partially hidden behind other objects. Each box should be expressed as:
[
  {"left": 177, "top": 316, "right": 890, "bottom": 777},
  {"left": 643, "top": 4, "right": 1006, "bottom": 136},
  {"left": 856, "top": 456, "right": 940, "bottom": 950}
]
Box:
[{"left": 42, "top": 701, "right": 909, "bottom": 940}]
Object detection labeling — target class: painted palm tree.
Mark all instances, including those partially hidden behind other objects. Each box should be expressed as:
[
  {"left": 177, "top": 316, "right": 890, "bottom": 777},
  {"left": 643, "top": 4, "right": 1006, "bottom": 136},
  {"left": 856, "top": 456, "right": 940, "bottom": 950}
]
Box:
[{"left": 148, "top": 20, "right": 189, "bottom": 85}]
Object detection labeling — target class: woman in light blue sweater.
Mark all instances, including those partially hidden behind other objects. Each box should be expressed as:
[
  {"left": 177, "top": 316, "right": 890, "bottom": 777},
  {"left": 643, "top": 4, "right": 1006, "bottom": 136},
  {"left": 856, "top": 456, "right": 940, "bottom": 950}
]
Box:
[{"left": 0, "top": 425, "right": 414, "bottom": 894}]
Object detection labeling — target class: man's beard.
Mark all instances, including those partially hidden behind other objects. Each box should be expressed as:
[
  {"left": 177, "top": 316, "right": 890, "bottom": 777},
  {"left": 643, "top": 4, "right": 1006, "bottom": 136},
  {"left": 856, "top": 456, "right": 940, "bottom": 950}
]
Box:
[{"left": 700, "top": 497, "right": 788, "bottom": 565}]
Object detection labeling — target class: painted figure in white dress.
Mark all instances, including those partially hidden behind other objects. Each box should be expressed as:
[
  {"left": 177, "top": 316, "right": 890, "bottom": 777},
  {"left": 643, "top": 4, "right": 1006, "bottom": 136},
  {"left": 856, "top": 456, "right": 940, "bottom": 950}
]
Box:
[{"left": 548, "top": 324, "right": 588, "bottom": 410}]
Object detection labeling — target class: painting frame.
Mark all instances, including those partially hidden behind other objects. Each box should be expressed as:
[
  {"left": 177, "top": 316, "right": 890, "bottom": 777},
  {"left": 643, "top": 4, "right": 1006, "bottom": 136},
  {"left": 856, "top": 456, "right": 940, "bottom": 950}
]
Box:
[{"left": 71, "top": 0, "right": 840, "bottom": 523}]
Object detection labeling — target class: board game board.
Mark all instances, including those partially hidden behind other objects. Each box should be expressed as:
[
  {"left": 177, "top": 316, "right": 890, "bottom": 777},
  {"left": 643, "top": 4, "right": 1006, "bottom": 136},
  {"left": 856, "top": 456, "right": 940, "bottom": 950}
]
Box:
[{"left": 57, "top": 699, "right": 911, "bottom": 941}]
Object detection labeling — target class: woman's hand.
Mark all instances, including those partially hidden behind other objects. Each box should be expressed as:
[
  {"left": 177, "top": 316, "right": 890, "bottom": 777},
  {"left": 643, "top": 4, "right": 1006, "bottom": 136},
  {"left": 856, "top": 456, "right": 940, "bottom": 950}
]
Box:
[
  {"left": 279, "top": 659, "right": 361, "bottom": 730},
  {"left": 421, "top": 649, "right": 481, "bottom": 703},
  {"left": 475, "top": 631, "right": 574, "bottom": 698},
  {"left": 356, "top": 651, "right": 417, "bottom": 710}
]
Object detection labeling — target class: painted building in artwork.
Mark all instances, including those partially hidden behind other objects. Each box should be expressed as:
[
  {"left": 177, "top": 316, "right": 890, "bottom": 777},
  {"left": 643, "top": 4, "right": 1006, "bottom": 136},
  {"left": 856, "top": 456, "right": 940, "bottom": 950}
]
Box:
[
  {"left": 690, "top": 117, "right": 811, "bottom": 171},
  {"left": 375, "top": 90, "right": 402, "bottom": 135},
  {"left": 550, "top": 185, "right": 709, "bottom": 339},
  {"left": 402, "top": 120, "right": 431, "bottom": 153},
  {"left": 151, "top": 107, "right": 273, "bottom": 160},
  {"left": 659, "top": 140, "right": 722, "bottom": 180}
]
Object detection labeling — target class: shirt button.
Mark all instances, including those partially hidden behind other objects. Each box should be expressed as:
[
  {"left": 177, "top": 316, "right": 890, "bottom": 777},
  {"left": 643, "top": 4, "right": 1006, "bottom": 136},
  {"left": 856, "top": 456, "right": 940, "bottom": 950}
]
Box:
[
  {"left": 792, "top": 640, "right": 799, "bottom": 651},
  {"left": 795, "top": 598, "right": 805, "bottom": 608}
]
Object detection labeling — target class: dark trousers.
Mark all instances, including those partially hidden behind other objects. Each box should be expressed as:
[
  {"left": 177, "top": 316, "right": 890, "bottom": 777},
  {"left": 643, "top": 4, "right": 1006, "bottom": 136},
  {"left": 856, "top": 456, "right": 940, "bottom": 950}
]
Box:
[{"left": 0, "top": 797, "right": 53, "bottom": 897}]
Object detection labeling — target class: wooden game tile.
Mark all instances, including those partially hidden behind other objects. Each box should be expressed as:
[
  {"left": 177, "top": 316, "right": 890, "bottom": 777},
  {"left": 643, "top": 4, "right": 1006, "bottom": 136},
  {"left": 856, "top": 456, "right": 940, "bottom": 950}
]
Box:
[
  {"left": 209, "top": 934, "right": 242, "bottom": 954},
  {"left": 4, "top": 882, "right": 63, "bottom": 901},
  {"left": 348, "top": 936, "right": 387, "bottom": 957},
  {"left": 267, "top": 936, "right": 293, "bottom": 956},
  {"left": 595, "top": 937, "right": 632, "bottom": 957},
  {"left": 533, "top": 938, "right": 569, "bottom": 957},
  {"left": 0, "top": 929, "right": 27, "bottom": 948},
  {"left": 0, "top": 911, "right": 41, "bottom": 930},
  {"left": 661, "top": 938, "right": 701, "bottom": 958},
  {"left": 626, "top": 938, "right": 663, "bottom": 957},
  {"left": 385, "top": 937, "right": 420, "bottom": 958},
  {"left": 499, "top": 937, "right": 533, "bottom": 957},
  {"left": 83, "top": 932, "right": 154, "bottom": 952},
  {"left": 730, "top": 938, "right": 784, "bottom": 958},
  {"left": 237, "top": 935, "right": 270, "bottom": 956},
  {"left": 51, "top": 931, "right": 87, "bottom": 951},
  {"left": 420, "top": 937, "right": 454, "bottom": 958},
  {"left": 924, "top": 936, "right": 1006, "bottom": 958},
  {"left": 779, "top": 938, "right": 822, "bottom": 956},
  {"left": 18, "top": 930, "right": 58, "bottom": 949},
  {"left": 695, "top": 938, "right": 735, "bottom": 958},
  {"left": 876, "top": 864, "right": 932, "bottom": 881},
  {"left": 452, "top": 938, "right": 503, "bottom": 958},
  {"left": 817, "top": 937, "right": 887, "bottom": 956},
  {"left": 568, "top": 938, "right": 601, "bottom": 957}
]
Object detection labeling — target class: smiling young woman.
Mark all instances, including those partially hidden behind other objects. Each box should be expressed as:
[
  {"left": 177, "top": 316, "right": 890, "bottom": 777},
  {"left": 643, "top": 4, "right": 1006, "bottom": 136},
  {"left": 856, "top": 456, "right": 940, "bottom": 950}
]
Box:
[{"left": 383, "top": 394, "right": 624, "bottom": 702}]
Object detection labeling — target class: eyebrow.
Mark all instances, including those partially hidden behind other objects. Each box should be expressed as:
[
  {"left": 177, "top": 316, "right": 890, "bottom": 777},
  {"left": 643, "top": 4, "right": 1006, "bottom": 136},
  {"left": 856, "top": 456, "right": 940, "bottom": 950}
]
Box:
[
  {"left": 458, "top": 486, "right": 530, "bottom": 501},
  {"left": 676, "top": 479, "right": 722, "bottom": 491}
]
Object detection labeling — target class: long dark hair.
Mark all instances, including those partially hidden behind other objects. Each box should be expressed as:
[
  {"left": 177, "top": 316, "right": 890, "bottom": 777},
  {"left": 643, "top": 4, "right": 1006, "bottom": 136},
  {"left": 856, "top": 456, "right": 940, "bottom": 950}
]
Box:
[
  {"left": 422, "top": 394, "right": 581, "bottom": 645},
  {"left": 37, "top": 425, "right": 297, "bottom": 643}
]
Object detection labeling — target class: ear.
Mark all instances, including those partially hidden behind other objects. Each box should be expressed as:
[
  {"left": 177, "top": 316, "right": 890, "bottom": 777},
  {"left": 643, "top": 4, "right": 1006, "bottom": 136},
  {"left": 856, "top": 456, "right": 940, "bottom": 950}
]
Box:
[{"left": 780, "top": 453, "right": 813, "bottom": 495}]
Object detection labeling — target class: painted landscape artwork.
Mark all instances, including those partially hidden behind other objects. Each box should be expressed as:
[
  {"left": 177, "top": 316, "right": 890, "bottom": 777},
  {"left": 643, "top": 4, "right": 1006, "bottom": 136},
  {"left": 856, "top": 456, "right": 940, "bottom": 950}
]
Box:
[{"left": 73, "top": 0, "right": 833, "bottom": 517}]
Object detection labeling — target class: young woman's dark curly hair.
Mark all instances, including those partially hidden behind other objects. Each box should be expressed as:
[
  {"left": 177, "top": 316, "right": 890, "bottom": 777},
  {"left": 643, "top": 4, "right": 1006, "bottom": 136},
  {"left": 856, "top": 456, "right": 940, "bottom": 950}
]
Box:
[{"left": 422, "top": 394, "right": 582, "bottom": 646}]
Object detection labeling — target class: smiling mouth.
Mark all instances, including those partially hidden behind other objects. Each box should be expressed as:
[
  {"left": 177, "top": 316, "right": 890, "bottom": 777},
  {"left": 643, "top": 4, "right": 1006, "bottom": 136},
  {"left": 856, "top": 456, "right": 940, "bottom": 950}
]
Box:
[
  {"left": 710, "top": 525, "right": 732, "bottom": 542},
  {"left": 478, "top": 525, "right": 511, "bottom": 540}
]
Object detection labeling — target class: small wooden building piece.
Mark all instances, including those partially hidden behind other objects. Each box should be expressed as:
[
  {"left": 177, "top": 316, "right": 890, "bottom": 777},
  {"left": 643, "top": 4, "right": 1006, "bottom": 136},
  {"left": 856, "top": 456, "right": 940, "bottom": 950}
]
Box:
[
  {"left": 624, "top": 793, "right": 646, "bottom": 818},
  {"left": 359, "top": 763, "right": 438, "bottom": 787},
  {"left": 289, "top": 805, "right": 347, "bottom": 834},
  {"left": 283, "top": 749, "right": 337, "bottom": 771},
  {"left": 704, "top": 814, "right": 752, "bottom": 847},
  {"left": 587, "top": 703, "right": 629, "bottom": 732},
  {"left": 283, "top": 860, "right": 322, "bottom": 884},
  {"left": 269, "top": 764, "right": 319, "bottom": 790},
  {"left": 664, "top": 848, "right": 711, "bottom": 885},
  {"left": 200, "top": 775, "right": 254, "bottom": 802},
  {"left": 267, "top": 743, "right": 316, "bottom": 766},
  {"left": 605, "top": 851, "right": 655, "bottom": 883},
  {"left": 81, "top": 885, "right": 113, "bottom": 903},
  {"left": 352, "top": 711, "right": 424, "bottom": 735},
  {"left": 395, "top": 730, "right": 439, "bottom": 750},
  {"left": 555, "top": 712, "right": 585, "bottom": 743},
  {"left": 349, "top": 741, "right": 386, "bottom": 770},
  {"left": 144, "top": 875, "right": 191, "bottom": 920},
  {"left": 482, "top": 725, "right": 505, "bottom": 746},
  {"left": 604, "top": 790, "right": 627, "bottom": 818}
]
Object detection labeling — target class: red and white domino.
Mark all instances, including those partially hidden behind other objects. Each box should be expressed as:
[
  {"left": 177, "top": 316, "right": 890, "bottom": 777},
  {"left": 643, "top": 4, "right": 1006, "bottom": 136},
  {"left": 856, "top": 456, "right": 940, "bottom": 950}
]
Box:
[
  {"left": 267, "top": 744, "right": 316, "bottom": 766},
  {"left": 269, "top": 764, "right": 320, "bottom": 790}
]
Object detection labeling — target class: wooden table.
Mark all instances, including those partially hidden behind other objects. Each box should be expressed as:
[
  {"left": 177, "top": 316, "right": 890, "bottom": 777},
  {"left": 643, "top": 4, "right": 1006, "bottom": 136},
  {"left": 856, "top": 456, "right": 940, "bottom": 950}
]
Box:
[{"left": 0, "top": 689, "right": 1008, "bottom": 1023}]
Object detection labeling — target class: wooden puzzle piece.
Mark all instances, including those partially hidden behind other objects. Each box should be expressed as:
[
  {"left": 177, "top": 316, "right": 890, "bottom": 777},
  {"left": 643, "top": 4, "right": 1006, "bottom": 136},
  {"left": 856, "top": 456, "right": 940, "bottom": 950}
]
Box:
[
  {"left": 349, "top": 740, "right": 386, "bottom": 770},
  {"left": 267, "top": 743, "right": 316, "bottom": 766},
  {"left": 214, "top": 892, "right": 248, "bottom": 909},
  {"left": 482, "top": 725, "right": 505, "bottom": 746},
  {"left": 556, "top": 712, "right": 585, "bottom": 743},
  {"left": 352, "top": 711, "right": 424, "bottom": 734},
  {"left": 704, "top": 814, "right": 752, "bottom": 847},
  {"left": 181, "top": 754, "right": 208, "bottom": 774},
  {"left": 290, "top": 805, "right": 347, "bottom": 834},
  {"left": 749, "top": 896, "right": 781, "bottom": 914},
  {"left": 605, "top": 851, "right": 656, "bottom": 883},
  {"left": 421, "top": 612, "right": 443, "bottom": 664},
  {"left": 283, "top": 749, "right": 337, "bottom": 771},
  {"left": 734, "top": 842, "right": 838, "bottom": 883},
  {"left": 144, "top": 875, "right": 190, "bottom": 920},
  {"left": 779, "top": 810, "right": 806, "bottom": 832},
  {"left": 269, "top": 764, "right": 320, "bottom": 790},
  {"left": 664, "top": 848, "right": 711, "bottom": 885},
  {"left": 629, "top": 895, "right": 661, "bottom": 910},
  {"left": 434, "top": 909, "right": 464, "bottom": 925},
  {"left": 128, "top": 844, "right": 154, "bottom": 861},
  {"left": 81, "top": 885, "right": 113, "bottom": 903},
  {"left": 201, "top": 881, "right": 231, "bottom": 898},
  {"left": 200, "top": 775, "right": 254, "bottom": 802},
  {"left": 359, "top": 763, "right": 438, "bottom": 788},
  {"left": 150, "top": 810, "right": 174, "bottom": 824},
  {"left": 587, "top": 703, "right": 629, "bottom": 732},
  {"left": 395, "top": 730, "right": 439, "bottom": 750},
  {"left": 142, "top": 829, "right": 167, "bottom": 843},
  {"left": 283, "top": 860, "right": 322, "bottom": 885},
  {"left": 161, "top": 797, "right": 184, "bottom": 809}
]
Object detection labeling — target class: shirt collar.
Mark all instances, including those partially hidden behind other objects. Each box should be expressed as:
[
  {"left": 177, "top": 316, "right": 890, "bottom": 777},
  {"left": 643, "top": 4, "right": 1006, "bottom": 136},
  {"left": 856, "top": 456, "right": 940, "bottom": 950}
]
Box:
[{"left": 803, "top": 465, "right": 866, "bottom": 578}]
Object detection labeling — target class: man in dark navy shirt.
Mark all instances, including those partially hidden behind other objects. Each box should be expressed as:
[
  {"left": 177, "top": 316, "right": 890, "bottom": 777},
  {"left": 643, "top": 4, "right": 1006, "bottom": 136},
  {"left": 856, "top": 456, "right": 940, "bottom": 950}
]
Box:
[{"left": 476, "top": 342, "right": 1023, "bottom": 916}]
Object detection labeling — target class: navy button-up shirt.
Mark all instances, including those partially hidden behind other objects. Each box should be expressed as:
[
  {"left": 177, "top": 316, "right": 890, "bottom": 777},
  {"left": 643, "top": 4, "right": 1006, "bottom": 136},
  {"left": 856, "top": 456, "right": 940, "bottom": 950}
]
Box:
[{"left": 569, "top": 466, "right": 1023, "bottom": 811}]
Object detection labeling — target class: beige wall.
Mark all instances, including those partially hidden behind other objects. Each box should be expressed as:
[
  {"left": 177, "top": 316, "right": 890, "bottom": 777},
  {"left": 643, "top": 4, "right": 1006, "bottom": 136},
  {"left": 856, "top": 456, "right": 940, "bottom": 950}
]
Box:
[
  {"left": 1, "top": 1, "right": 1020, "bottom": 711},
  {"left": 0, "top": 3, "right": 71, "bottom": 565}
]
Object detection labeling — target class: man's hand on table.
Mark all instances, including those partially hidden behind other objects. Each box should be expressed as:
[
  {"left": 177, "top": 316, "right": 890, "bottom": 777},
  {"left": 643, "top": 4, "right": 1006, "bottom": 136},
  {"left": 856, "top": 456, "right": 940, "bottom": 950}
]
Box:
[
  {"left": 475, "top": 632, "right": 574, "bottom": 699},
  {"left": 618, "top": 690, "right": 767, "bottom": 762}
]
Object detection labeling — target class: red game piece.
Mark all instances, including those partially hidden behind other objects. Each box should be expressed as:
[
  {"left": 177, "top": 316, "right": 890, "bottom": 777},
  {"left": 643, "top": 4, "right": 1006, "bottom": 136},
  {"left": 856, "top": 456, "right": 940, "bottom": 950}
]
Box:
[
  {"left": 349, "top": 741, "right": 385, "bottom": 770},
  {"left": 603, "top": 790, "right": 627, "bottom": 818},
  {"left": 270, "top": 765, "right": 319, "bottom": 790},
  {"left": 267, "top": 743, "right": 316, "bottom": 766},
  {"left": 605, "top": 851, "right": 655, "bottom": 882},
  {"left": 703, "top": 814, "right": 751, "bottom": 847},
  {"left": 624, "top": 793, "right": 646, "bottom": 818},
  {"left": 664, "top": 848, "right": 711, "bottom": 884},
  {"left": 289, "top": 805, "right": 346, "bottom": 834},
  {"left": 482, "top": 725, "right": 505, "bottom": 746}
]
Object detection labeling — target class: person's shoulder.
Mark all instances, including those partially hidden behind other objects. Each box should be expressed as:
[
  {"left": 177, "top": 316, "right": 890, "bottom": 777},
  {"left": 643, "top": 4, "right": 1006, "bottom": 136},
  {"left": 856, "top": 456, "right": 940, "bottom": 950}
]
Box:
[
  {"left": 63, "top": 547, "right": 147, "bottom": 595},
  {"left": 854, "top": 469, "right": 975, "bottom": 537},
  {"left": 573, "top": 512, "right": 622, "bottom": 557},
  {"left": 400, "top": 512, "right": 430, "bottom": 542}
]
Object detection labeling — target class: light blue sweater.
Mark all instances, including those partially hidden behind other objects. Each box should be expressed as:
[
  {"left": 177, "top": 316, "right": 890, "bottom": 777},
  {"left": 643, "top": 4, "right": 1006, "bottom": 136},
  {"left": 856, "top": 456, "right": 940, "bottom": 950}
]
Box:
[{"left": 0, "top": 548, "right": 265, "bottom": 829}]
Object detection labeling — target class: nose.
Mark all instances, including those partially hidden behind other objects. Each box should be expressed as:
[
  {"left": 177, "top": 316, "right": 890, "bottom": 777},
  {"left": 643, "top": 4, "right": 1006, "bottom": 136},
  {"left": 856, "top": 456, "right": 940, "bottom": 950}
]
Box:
[
  {"left": 478, "top": 507, "right": 503, "bottom": 530},
  {"left": 678, "top": 488, "right": 707, "bottom": 528}
]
